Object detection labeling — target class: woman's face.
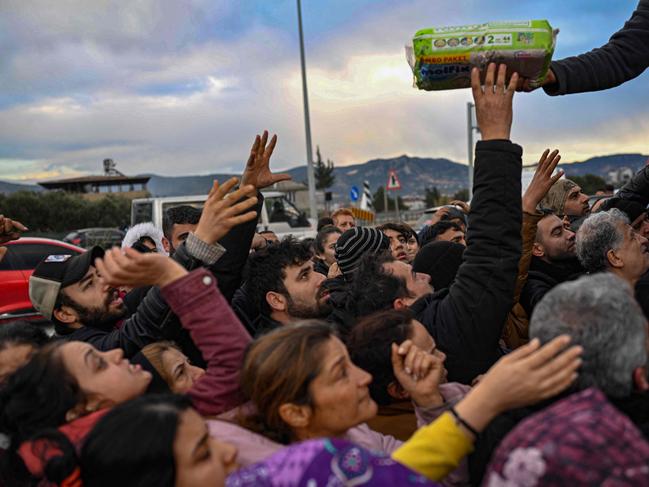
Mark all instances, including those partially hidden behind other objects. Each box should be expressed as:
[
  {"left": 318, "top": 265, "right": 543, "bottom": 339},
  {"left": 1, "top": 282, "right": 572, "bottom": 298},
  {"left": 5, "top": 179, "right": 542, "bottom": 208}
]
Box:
[
  {"left": 174, "top": 408, "right": 239, "bottom": 487},
  {"left": 60, "top": 341, "right": 151, "bottom": 410},
  {"left": 319, "top": 232, "right": 340, "bottom": 266},
  {"left": 405, "top": 236, "right": 419, "bottom": 263},
  {"left": 161, "top": 348, "right": 206, "bottom": 394},
  {"left": 303, "top": 336, "right": 377, "bottom": 438}
]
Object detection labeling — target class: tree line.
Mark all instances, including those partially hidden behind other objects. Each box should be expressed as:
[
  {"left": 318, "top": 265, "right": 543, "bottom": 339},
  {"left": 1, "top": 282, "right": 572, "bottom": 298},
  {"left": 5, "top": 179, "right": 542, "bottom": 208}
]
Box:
[{"left": 0, "top": 191, "right": 130, "bottom": 233}]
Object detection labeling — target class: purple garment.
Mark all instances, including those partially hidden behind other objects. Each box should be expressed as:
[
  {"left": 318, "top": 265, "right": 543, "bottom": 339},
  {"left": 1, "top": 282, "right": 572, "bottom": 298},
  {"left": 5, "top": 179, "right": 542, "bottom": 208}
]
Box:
[
  {"left": 226, "top": 438, "right": 440, "bottom": 486},
  {"left": 484, "top": 388, "right": 649, "bottom": 486}
]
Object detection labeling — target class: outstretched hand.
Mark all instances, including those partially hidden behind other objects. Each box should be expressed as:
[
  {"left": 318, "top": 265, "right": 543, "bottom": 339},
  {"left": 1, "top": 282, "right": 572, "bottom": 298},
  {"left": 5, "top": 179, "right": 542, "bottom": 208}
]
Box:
[
  {"left": 96, "top": 247, "right": 188, "bottom": 289},
  {"left": 516, "top": 68, "right": 557, "bottom": 92},
  {"left": 241, "top": 131, "right": 291, "bottom": 190},
  {"left": 194, "top": 177, "right": 259, "bottom": 245},
  {"left": 391, "top": 340, "right": 445, "bottom": 408},
  {"left": 471, "top": 63, "right": 518, "bottom": 141},
  {"left": 523, "top": 149, "right": 563, "bottom": 212},
  {"left": 450, "top": 335, "right": 581, "bottom": 438}
]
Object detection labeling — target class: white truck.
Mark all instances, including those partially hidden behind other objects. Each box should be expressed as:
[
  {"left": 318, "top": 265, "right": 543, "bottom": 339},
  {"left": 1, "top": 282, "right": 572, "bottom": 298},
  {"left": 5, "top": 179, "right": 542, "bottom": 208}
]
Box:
[{"left": 131, "top": 191, "right": 317, "bottom": 240}]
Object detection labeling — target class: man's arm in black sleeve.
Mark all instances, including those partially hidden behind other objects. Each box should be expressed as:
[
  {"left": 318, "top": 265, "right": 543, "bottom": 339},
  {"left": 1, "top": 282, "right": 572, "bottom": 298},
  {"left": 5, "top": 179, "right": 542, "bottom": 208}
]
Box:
[
  {"left": 546, "top": 0, "right": 649, "bottom": 95},
  {"left": 207, "top": 193, "right": 263, "bottom": 302}
]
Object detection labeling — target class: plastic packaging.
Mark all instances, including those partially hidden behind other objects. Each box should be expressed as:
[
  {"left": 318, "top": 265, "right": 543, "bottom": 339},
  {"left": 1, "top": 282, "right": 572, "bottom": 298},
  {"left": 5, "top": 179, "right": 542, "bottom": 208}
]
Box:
[{"left": 406, "top": 20, "right": 558, "bottom": 91}]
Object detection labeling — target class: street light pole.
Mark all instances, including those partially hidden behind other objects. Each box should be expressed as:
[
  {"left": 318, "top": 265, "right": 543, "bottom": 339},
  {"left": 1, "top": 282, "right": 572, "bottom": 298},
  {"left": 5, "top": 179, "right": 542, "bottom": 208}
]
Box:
[
  {"left": 297, "top": 0, "right": 317, "bottom": 220},
  {"left": 466, "top": 102, "right": 479, "bottom": 200}
]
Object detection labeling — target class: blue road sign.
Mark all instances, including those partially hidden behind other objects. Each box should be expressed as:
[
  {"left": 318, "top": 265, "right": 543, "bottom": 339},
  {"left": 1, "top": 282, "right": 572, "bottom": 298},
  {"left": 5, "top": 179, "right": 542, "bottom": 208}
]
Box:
[{"left": 350, "top": 186, "right": 360, "bottom": 201}]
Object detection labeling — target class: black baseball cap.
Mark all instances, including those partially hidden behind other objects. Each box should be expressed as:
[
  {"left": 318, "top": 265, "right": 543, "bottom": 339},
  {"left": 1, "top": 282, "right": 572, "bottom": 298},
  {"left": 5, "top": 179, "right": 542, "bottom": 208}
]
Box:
[{"left": 29, "top": 246, "right": 105, "bottom": 320}]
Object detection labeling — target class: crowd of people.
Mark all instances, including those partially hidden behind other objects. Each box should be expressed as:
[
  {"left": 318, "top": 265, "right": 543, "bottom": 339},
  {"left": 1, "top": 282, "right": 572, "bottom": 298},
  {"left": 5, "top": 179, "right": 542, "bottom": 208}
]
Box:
[{"left": 1, "top": 4, "right": 649, "bottom": 482}]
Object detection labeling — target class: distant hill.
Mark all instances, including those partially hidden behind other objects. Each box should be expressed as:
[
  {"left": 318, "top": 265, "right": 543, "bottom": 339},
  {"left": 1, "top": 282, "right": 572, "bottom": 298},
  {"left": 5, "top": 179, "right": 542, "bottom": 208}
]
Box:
[
  {"left": 0, "top": 180, "right": 42, "bottom": 194},
  {"left": 2, "top": 153, "right": 648, "bottom": 198}
]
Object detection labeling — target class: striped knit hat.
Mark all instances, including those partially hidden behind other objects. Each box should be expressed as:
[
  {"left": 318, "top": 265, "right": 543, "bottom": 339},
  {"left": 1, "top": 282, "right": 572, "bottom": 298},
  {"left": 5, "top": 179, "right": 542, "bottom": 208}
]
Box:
[{"left": 335, "top": 227, "right": 390, "bottom": 280}]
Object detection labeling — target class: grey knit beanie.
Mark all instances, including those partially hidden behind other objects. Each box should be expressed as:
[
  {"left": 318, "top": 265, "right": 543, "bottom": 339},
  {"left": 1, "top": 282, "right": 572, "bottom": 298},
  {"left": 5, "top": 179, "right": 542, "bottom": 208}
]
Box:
[{"left": 335, "top": 227, "right": 390, "bottom": 280}]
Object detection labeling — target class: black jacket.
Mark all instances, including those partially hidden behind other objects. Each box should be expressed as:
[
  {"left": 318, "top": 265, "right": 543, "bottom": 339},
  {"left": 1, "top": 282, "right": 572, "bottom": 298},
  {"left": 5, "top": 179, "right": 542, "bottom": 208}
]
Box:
[
  {"left": 520, "top": 257, "right": 585, "bottom": 317},
  {"left": 54, "top": 195, "right": 263, "bottom": 359},
  {"left": 411, "top": 140, "right": 522, "bottom": 384},
  {"left": 546, "top": 0, "right": 649, "bottom": 95}
]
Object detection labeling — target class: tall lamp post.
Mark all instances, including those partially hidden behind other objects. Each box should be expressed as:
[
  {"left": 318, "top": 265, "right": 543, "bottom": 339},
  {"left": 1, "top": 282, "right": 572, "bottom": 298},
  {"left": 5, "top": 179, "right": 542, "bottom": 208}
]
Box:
[
  {"left": 297, "top": 0, "right": 317, "bottom": 219},
  {"left": 466, "top": 102, "right": 479, "bottom": 200}
]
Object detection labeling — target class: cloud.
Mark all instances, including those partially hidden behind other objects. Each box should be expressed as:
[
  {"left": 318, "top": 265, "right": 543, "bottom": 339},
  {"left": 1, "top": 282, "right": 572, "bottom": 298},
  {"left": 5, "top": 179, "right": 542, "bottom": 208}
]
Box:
[{"left": 0, "top": 0, "right": 647, "bottom": 184}]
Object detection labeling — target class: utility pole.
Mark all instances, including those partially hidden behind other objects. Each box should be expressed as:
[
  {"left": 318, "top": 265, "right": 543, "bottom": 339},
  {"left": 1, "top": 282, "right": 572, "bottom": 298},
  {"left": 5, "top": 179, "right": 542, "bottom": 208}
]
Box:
[
  {"left": 466, "top": 102, "right": 479, "bottom": 200},
  {"left": 297, "top": 0, "right": 317, "bottom": 220}
]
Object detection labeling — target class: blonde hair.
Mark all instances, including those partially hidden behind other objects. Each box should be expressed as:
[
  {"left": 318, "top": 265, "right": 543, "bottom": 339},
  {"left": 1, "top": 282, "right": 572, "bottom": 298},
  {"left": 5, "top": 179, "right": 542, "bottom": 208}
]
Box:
[{"left": 331, "top": 208, "right": 354, "bottom": 222}]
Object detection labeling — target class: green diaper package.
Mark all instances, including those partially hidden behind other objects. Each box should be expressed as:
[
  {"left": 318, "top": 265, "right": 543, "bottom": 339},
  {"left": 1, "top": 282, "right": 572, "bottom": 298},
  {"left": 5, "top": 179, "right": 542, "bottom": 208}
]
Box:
[{"left": 406, "top": 20, "right": 558, "bottom": 91}]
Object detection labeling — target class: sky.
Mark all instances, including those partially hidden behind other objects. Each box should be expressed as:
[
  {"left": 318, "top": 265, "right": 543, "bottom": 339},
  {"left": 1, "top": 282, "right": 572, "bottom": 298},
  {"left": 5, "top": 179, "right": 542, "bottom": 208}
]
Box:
[{"left": 0, "top": 0, "right": 647, "bottom": 183}]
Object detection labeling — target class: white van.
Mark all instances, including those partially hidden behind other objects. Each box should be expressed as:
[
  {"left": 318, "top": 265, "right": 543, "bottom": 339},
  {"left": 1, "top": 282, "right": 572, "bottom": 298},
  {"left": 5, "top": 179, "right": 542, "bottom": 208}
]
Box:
[{"left": 131, "top": 191, "right": 317, "bottom": 240}]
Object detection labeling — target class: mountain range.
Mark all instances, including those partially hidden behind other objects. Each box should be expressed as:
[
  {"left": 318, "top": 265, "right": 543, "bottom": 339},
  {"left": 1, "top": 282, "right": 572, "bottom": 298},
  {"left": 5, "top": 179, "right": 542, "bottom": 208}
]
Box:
[{"left": 2, "top": 153, "right": 648, "bottom": 198}]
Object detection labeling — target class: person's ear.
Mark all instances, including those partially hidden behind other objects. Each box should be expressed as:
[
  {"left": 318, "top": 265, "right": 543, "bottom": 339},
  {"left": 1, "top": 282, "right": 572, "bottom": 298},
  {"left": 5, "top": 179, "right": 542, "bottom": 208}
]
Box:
[
  {"left": 387, "top": 381, "right": 410, "bottom": 400},
  {"left": 53, "top": 305, "right": 78, "bottom": 325},
  {"left": 606, "top": 249, "right": 624, "bottom": 269},
  {"left": 532, "top": 242, "right": 545, "bottom": 258},
  {"left": 633, "top": 367, "right": 649, "bottom": 392},
  {"left": 278, "top": 403, "right": 312, "bottom": 429},
  {"left": 393, "top": 298, "right": 409, "bottom": 310},
  {"left": 266, "top": 292, "right": 287, "bottom": 313},
  {"left": 162, "top": 237, "right": 171, "bottom": 254}
]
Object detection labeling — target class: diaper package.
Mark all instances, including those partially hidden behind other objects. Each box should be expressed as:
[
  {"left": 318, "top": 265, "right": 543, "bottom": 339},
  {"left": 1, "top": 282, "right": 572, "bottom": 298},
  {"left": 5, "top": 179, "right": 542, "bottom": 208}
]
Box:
[{"left": 406, "top": 20, "right": 557, "bottom": 91}]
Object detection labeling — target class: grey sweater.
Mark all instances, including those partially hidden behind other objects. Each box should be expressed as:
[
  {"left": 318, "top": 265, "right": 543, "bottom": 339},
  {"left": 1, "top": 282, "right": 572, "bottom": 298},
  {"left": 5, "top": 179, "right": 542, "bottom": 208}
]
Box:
[{"left": 545, "top": 0, "right": 649, "bottom": 95}]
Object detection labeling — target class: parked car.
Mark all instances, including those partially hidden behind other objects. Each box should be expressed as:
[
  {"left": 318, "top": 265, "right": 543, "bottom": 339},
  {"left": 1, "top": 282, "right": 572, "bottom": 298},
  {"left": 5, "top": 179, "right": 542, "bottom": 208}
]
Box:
[
  {"left": 63, "top": 227, "right": 125, "bottom": 249},
  {"left": 0, "top": 238, "right": 84, "bottom": 324}
]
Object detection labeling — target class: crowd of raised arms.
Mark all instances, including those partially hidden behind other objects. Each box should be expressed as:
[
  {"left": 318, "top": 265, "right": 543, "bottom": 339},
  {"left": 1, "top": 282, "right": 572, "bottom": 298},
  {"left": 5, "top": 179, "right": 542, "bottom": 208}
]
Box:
[{"left": 1, "top": 7, "right": 649, "bottom": 484}]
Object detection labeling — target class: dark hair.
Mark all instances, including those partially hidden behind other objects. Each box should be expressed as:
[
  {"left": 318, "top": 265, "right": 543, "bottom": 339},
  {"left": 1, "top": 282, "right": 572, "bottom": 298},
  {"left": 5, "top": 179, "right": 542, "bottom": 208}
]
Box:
[
  {"left": 348, "top": 252, "right": 411, "bottom": 318},
  {"left": 419, "top": 221, "right": 463, "bottom": 247},
  {"left": 162, "top": 205, "right": 202, "bottom": 240},
  {"left": 0, "top": 341, "right": 82, "bottom": 485},
  {"left": 80, "top": 395, "right": 191, "bottom": 487},
  {"left": 315, "top": 225, "right": 342, "bottom": 254},
  {"left": 0, "top": 321, "right": 49, "bottom": 352},
  {"left": 377, "top": 222, "right": 407, "bottom": 237},
  {"left": 245, "top": 238, "right": 313, "bottom": 316},
  {"left": 347, "top": 309, "right": 414, "bottom": 405},
  {"left": 317, "top": 217, "right": 334, "bottom": 232},
  {"left": 239, "top": 322, "right": 334, "bottom": 444},
  {"left": 131, "top": 236, "right": 157, "bottom": 254}
]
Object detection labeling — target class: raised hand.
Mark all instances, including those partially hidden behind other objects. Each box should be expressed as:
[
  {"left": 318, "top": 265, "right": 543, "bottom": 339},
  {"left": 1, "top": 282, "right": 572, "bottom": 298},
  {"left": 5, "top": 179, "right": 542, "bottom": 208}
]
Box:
[
  {"left": 240, "top": 130, "right": 291, "bottom": 190},
  {"left": 471, "top": 63, "right": 518, "bottom": 141},
  {"left": 523, "top": 149, "right": 563, "bottom": 213},
  {"left": 391, "top": 340, "right": 445, "bottom": 408},
  {"left": 96, "top": 247, "right": 188, "bottom": 289},
  {"left": 429, "top": 207, "right": 450, "bottom": 226},
  {"left": 449, "top": 200, "right": 470, "bottom": 214},
  {"left": 451, "top": 336, "right": 582, "bottom": 437},
  {"left": 0, "top": 214, "right": 27, "bottom": 244},
  {"left": 194, "top": 177, "right": 259, "bottom": 245}
]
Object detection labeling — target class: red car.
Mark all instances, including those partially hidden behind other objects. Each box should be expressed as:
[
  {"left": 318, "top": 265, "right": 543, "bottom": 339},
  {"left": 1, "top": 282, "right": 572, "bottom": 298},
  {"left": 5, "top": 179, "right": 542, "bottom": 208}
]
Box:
[{"left": 0, "top": 238, "right": 84, "bottom": 324}]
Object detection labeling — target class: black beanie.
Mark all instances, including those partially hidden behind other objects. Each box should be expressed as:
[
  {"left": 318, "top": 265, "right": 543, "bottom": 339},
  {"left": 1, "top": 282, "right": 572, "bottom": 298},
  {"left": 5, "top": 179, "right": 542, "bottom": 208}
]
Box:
[
  {"left": 412, "top": 241, "right": 465, "bottom": 291},
  {"left": 600, "top": 197, "right": 647, "bottom": 223},
  {"left": 335, "top": 226, "right": 390, "bottom": 280}
]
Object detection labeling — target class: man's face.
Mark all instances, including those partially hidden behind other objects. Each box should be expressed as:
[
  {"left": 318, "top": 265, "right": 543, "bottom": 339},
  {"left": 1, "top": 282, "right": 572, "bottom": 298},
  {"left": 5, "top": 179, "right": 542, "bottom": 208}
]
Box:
[
  {"left": 436, "top": 228, "right": 466, "bottom": 246},
  {"left": 170, "top": 223, "right": 197, "bottom": 252},
  {"left": 383, "top": 260, "right": 433, "bottom": 305},
  {"left": 61, "top": 266, "right": 127, "bottom": 329},
  {"left": 281, "top": 261, "right": 331, "bottom": 319},
  {"left": 563, "top": 186, "right": 590, "bottom": 217},
  {"left": 536, "top": 215, "right": 576, "bottom": 261},
  {"left": 334, "top": 215, "right": 356, "bottom": 232},
  {"left": 632, "top": 212, "right": 649, "bottom": 239},
  {"left": 405, "top": 235, "right": 419, "bottom": 263},
  {"left": 382, "top": 229, "right": 409, "bottom": 262},
  {"left": 613, "top": 223, "right": 649, "bottom": 280}
]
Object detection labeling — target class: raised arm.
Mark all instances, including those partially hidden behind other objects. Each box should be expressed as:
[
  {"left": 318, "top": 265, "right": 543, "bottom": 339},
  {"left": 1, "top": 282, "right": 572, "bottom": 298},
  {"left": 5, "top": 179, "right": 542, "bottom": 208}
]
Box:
[{"left": 436, "top": 64, "right": 523, "bottom": 383}]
